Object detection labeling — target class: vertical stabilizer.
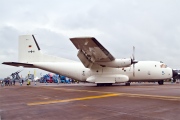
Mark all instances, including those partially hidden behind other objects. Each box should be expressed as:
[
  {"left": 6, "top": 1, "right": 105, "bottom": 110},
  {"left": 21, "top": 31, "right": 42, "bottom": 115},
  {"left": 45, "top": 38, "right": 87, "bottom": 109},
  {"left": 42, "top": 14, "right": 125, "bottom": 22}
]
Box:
[
  {"left": 19, "top": 35, "right": 42, "bottom": 62},
  {"left": 18, "top": 35, "right": 77, "bottom": 63}
]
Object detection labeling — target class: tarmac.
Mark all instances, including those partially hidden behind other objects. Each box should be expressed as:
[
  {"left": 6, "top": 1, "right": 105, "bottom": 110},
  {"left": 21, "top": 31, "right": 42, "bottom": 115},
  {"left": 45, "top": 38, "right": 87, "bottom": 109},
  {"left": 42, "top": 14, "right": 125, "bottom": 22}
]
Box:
[{"left": 0, "top": 82, "right": 180, "bottom": 120}]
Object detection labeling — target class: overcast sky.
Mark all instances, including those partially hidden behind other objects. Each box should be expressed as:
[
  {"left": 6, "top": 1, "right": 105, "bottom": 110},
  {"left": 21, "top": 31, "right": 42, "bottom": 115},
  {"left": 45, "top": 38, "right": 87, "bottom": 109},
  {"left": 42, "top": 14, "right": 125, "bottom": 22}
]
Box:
[{"left": 0, "top": 0, "right": 180, "bottom": 78}]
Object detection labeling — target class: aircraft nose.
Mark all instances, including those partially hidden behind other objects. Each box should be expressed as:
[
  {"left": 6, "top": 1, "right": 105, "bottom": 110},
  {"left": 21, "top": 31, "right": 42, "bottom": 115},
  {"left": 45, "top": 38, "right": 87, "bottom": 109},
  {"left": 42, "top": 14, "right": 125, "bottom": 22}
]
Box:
[{"left": 172, "top": 69, "right": 178, "bottom": 78}]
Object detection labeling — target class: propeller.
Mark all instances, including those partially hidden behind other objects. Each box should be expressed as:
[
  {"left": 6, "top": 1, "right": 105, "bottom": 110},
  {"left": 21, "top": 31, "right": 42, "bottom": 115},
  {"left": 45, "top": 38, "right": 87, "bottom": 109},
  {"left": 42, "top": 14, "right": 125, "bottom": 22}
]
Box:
[{"left": 130, "top": 46, "right": 138, "bottom": 77}]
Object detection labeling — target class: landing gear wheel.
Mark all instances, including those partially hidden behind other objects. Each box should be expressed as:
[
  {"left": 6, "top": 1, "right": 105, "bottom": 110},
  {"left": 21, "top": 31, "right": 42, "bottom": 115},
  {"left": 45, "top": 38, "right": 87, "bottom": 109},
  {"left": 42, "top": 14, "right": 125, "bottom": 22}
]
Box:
[
  {"left": 158, "top": 80, "right": 164, "bottom": 85},
  {"left": 97, "top": 83, "right": 113, "bottom": 86},
  {"left": 105, "top": 83, "right": 112, "bottom": 86},
  {"left": 125, "top": 82, "right": 130, "bottom": 86}
]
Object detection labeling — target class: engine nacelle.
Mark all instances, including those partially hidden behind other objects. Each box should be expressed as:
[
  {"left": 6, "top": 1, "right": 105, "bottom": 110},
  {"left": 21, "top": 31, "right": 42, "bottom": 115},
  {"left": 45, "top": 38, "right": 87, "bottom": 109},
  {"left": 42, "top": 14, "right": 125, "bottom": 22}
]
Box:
[{"left": 95, "top": 58, "right": 132, "bottom": 68}]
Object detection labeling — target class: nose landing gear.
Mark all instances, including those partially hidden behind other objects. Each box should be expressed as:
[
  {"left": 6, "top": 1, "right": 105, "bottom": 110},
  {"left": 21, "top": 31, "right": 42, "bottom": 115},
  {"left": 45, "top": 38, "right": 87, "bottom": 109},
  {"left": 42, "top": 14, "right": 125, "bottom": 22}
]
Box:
[{"left": 158, "top": 80, "right": 164, "bottom": 85}]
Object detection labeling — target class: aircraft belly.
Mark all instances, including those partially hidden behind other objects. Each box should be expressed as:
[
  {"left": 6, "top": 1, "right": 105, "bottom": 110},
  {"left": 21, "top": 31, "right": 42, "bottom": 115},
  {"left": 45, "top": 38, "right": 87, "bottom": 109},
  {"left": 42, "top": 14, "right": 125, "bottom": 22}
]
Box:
[
  {"left": 33, "top": 62, "right": 86, "bottom": 81},
  {"left": 86, "top": 74, "right": 129, "bottom": 83}
]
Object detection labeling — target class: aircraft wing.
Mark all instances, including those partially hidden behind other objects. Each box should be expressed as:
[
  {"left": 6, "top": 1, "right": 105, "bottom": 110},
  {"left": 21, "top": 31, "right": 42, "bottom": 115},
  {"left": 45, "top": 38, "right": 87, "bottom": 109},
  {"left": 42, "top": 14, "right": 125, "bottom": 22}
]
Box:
[
  {"left": 2, "top": 62, "right": 35, "bottom": 68},
  {"left": 70, "top": 37, "right": 115, "bottom": 67}
]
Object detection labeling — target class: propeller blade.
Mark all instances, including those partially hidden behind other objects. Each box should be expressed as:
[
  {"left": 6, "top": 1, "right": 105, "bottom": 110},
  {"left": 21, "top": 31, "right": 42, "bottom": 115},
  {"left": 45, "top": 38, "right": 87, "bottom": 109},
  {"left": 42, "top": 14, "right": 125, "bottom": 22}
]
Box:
[
  {"left": 133, "top": 64, "right": 135, "bottom": 77},
  {"left": 131, "top": 46, "right": 137, "bottom": 76},
  {"left": 133, "top": 46, "right": 135, "bottom": 60}
]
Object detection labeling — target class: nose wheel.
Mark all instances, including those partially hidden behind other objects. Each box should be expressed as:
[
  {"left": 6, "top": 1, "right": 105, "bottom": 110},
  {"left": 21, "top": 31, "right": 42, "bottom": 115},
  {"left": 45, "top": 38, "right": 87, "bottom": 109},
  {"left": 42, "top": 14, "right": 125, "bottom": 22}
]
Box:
[{"left": 158, "top": 80, "right": 164, "bottom": 85}]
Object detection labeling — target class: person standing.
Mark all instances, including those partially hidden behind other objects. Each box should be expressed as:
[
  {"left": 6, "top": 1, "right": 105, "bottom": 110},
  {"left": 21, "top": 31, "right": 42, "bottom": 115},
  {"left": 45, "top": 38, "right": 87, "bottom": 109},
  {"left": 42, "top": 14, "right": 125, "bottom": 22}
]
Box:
[
  {"left": 13, "top": 79, "right": 16, "bottom": 85},
  {"left": 7, "top": 79, "right": 9, "bottom": 86},
  {"left": 34, "top": 79, "right": 37, "bottom": 85},
  {"left": 19, "top": 78, "right": 22, "bottom": 86},
  {"left": 22, "top": 79, "right": 24, "bottom": 85},
  {"left": 27, "top": 79, "right": 31, "bottom": 86},
  {"left": 9, "top": 79, "right": 12, "bottom": 86},
  {"left": 1, "top": 80, "right": 4, "bottom": 87},
  {"left": 4, "top": 78, "right": 7, "bottom": 86}
]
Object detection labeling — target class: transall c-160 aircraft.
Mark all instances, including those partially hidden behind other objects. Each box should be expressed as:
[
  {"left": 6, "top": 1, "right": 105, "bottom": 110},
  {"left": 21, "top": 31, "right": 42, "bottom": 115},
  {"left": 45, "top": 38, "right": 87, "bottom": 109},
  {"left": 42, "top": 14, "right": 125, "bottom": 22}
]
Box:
[{"left": 2, "top": 35, "right": 178, "bottom": 86}]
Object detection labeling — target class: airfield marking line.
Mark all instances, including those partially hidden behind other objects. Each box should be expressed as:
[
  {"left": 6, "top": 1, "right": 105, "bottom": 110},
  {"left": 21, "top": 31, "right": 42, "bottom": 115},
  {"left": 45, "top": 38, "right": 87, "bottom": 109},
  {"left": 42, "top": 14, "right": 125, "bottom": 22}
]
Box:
[
  {"left": 39, "top": 87, "right": 180, "bottom": 101},
  {"left": 27, "top": 93, "right": 119, "bottom": 106},
  {"left": 118, "top": 93, "right": 180, "bottom": 101},
  {"left": 64, "top": 88, "right": 180, "bottom": 100},
  {"left": 120, "top": 93, "right": 180, "bottom": 99},
  {"left": 123, "top": 96, "right": 180, "bottom": 101}
]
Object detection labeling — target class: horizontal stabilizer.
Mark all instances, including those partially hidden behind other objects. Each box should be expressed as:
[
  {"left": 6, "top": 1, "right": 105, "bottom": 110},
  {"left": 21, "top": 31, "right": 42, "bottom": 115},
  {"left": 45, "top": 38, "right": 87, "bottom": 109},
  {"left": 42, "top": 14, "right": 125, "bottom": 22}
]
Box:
[{"left": 2, "top": 62, "right": 34, "bottom": 68}]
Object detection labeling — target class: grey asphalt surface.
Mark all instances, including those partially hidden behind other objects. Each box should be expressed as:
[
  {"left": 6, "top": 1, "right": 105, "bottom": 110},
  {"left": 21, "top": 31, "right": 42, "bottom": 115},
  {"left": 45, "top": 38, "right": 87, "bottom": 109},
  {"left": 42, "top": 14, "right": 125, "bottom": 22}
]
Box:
[{"left": 0, "top": 82, "right": 180, "bottom": 120}]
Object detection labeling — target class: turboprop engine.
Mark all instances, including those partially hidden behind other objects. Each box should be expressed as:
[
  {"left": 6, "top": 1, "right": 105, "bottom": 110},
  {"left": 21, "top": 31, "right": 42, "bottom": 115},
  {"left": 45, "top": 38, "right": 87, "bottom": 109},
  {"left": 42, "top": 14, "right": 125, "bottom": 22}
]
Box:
[
  {"left": 95, "top": 46, "right": 138, "bottom": 68},
  {"left": 95, "top": 58, "right": 132, "bottom": 68}
]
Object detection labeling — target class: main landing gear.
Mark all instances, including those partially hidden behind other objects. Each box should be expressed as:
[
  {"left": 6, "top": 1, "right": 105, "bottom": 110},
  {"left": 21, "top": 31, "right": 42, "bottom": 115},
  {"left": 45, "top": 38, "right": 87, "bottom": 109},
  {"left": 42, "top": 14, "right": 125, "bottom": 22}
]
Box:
[
  {"left": 158, "top": 80, "right": 164, "bottom": 85},
  {"left": 96, "top": 83, "right": 112, "bottom": 86},
  {"left": 125, "top": 82, "right": 131, "bottom": 86}
]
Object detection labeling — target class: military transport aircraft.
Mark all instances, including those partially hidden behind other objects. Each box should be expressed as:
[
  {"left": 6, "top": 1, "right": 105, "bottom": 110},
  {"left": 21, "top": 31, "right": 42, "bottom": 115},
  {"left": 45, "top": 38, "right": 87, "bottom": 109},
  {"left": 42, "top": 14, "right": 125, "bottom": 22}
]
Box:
[{"left": 2, "top": 35, "right": 178, "bottom": 86}]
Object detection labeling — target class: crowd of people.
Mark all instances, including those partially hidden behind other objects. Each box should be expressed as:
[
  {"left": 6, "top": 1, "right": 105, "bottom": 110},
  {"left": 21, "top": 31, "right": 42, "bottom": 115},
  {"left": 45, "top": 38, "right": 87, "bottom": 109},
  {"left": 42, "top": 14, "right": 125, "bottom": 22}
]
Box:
[{"left": 0, "top": 77, "right": 24, "bottom": 87}]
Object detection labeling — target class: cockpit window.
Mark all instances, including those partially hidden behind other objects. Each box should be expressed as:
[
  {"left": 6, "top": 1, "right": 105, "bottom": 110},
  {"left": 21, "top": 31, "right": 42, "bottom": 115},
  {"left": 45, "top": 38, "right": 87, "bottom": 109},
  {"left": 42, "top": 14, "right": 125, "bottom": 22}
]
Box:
[{"left": 160, "top": 64, "right": 167, "bottom": 68}]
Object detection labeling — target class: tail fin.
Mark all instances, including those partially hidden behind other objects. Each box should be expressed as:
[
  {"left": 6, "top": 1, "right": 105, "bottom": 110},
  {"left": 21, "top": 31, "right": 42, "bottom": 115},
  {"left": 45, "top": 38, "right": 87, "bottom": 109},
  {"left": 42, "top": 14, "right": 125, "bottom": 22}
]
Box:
[
  {"left": 19, "top": 35, "right": 42, "bottom": 62},
  {"left": 18, "top": 35, "right": 76, "bottom": 63}
]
